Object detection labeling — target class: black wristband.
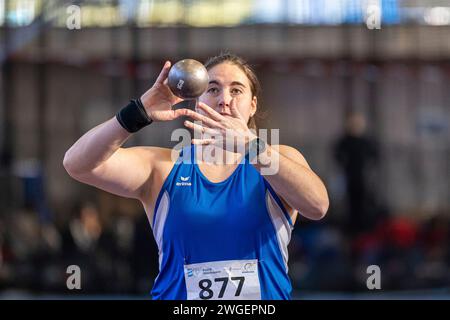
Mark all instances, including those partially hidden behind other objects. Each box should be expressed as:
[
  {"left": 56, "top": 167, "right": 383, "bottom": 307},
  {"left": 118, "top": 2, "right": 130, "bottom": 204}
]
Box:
[{"left": 116, "top": 98, "right": 153, "bottom": 133}]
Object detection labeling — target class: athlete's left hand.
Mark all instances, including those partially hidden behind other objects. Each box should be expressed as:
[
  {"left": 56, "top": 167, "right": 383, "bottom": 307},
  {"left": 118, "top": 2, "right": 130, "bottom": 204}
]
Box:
[{"left": 184, "top": 99, "right": 257, "bottom": 154}]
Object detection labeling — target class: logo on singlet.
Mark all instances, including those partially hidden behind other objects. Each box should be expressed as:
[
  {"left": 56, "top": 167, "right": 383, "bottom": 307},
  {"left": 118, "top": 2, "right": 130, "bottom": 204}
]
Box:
[{"left": 176, "top": 176, "right": 192, "bottom": 186}]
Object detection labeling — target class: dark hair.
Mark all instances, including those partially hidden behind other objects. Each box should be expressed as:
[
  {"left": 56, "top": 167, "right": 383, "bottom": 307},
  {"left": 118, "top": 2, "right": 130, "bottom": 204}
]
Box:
[{"left": 204, "top": 53, "right": 262, "bottom": 130}]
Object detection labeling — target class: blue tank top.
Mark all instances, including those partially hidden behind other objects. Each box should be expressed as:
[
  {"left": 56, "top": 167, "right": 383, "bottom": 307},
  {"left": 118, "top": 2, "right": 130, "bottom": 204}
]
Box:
[{"left": 150, "top": 144, "right": 294, "bottom": 300}]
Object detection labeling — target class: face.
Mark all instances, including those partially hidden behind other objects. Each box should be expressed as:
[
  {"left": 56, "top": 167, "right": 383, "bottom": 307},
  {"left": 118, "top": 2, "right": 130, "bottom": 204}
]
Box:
[
  {"left": 347, "top": 113, "right": 366, "bottom": 136},
  {"left": 198, "top": 62, "right": 257, "bottom": 123}
]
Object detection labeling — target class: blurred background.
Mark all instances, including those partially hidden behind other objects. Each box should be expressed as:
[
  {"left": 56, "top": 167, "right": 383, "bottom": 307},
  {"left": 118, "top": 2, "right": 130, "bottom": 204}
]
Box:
[{"left": 0, "top": 0, "right": 449, "bottom": 299}]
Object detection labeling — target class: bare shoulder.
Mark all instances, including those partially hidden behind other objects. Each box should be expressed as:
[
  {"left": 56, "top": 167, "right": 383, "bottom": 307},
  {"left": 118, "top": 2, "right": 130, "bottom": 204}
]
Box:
[
  {"left": 122, "top": 146, "right": 175, "bottom": 199},
  {"left": 274, "top": 144, "right": 311, "bottom": 168},
  {"left": 137, "top": 146, "right": 180, "bottom": 220}
]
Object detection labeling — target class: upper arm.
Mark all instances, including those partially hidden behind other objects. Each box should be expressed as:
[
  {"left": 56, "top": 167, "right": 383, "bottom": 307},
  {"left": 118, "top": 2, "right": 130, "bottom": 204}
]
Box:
[
  {"left": 68, "top": 146, "right": 161, "bottom": 201},
  {"left": 277, "top": 144, "right": 311, "bottom": 169},
  {"left": 274, "top": 144, "right": 313, "bottom": 223}
]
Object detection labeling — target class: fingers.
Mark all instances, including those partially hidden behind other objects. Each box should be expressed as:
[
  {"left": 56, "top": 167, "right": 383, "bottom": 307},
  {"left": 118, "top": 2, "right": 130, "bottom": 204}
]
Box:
[
  {"left": 155, "top": 61, "right": 171, "bottom": 85},
  {"left": 169, "top": 107, "right": 228, "bottom": 132},
  {"left": 186, "top": 109, "right": 225, "bottom": 129},
  {"left": 191, "top": 138, "right": 215, "bottom": 145},
  {"left": 184, "top": 120, "right": 222, "bottom": 135},
  {"left": 229, "top": 98, "right": 242, "bottom": 119},
  {"left": 197, "top": 102, "right": 226, "bottom": 122},
  {"left": 169, "top": 108, "right": 220, "bottom": 127},
  {"left": 170, "top": 108, "right": 194, "bottom": 120}
]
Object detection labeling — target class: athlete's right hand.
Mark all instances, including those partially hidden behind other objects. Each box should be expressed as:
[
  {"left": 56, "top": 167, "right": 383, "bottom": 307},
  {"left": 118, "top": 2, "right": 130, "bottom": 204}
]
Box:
[{"left": 140, "top": 61, "right": 190, "bottom": 122}]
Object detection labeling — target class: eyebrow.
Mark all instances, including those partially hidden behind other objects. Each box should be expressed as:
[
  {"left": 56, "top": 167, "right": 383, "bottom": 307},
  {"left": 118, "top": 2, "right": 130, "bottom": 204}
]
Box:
[{"left": 208, "top": 80, "right": 247, "bottom": 88}]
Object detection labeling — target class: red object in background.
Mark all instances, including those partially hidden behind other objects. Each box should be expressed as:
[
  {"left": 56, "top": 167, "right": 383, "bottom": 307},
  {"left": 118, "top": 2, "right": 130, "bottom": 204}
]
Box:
[
  {"left": 378, "top": 217, "right": 419, "bottom": 248},
  {"left": 352, "top": 232, "right": 381, "bottom": 255},
  {"left": 353, "top": 217, "right": 419, "bottom": 254}
]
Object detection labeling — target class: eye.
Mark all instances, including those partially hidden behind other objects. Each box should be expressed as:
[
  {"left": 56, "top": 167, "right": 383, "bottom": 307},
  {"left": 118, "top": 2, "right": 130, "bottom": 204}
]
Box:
[
  {"left": 231, "top": 88, "right": 243, "bottom": 95},
  {"left": 207, "top": 87, "right": 219, "bottom": 94}
]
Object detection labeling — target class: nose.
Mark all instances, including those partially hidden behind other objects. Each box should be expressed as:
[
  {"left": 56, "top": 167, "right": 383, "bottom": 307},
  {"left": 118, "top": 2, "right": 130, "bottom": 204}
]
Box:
[{"left": 217, "top": 90, "right": 232, "bottom": 115}]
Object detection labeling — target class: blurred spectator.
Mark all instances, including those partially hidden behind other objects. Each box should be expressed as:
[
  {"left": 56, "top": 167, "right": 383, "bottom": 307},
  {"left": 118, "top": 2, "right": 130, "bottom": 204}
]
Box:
[
  {"left": 7, "top": 208, "right": 43, "bottom": 291},
  {"left": 415, "top": 213, "right": 450, "bottom": 288},
  {"left": 61, "top": 202, "right": 117, "bottom": 294},
  {"left": 334, "top": 112, "right": 379, "bottom": 236},
  {"left": 353, "top": 215, "right": 420, "bottom": 290}
]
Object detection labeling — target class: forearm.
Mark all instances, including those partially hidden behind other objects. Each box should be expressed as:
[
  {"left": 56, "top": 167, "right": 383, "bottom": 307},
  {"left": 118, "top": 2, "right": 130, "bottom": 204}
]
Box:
[
  {"left": 63, "top": 117, "right": 131, "bottom": 174},
  {"left": 252, "top": 145, "right": 329, "bottom": 220}
]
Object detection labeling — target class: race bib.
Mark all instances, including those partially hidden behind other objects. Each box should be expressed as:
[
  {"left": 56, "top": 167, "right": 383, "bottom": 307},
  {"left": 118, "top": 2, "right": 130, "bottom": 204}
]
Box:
[{"left": 184, "top": 259, "right": 260, "bottom": 300}]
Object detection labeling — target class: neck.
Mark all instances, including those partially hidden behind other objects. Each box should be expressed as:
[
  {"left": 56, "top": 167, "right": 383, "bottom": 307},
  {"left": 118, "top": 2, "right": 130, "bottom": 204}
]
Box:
[{"left": 196, "top": 145, "right": 242, "bottom": 166}]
